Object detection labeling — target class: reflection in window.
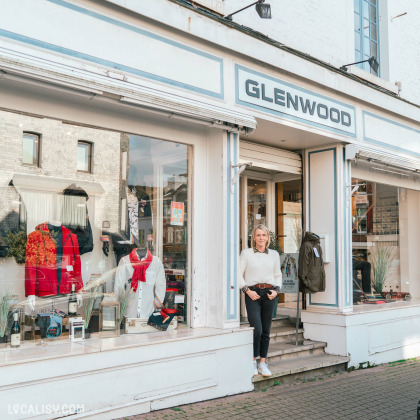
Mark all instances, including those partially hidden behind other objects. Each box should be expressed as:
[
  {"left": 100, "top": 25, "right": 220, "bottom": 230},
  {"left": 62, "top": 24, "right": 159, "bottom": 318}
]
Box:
[
  {"left": 77, "top": 141, "right": 92, "bottom": 172},
  {"left": 351, "top": 178, "right": 403, "bottom": 303},
  {"left": 22, "top": 133, "right": 40, "bottom": 166}
]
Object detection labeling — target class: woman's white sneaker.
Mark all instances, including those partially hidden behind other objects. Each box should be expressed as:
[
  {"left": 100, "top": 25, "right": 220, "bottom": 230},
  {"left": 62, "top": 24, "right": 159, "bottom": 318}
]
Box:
[
  {"left": 253, "top": 360, "right": 258, "bottom": 376},
  {"left": 258, "top": 362, "right": 272, "bottom": 377}
]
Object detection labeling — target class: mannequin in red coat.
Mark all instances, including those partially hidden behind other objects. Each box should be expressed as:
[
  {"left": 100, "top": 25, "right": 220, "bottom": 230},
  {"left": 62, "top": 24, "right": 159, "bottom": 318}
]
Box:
[{"left": 25, "top": 222, "right": 83, "bottom": 310}]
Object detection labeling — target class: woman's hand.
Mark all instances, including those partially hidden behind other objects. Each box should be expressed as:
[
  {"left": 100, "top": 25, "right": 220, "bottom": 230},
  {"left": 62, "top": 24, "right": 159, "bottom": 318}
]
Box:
[
  {"left": 267, "top": 290, "right": 278, "bottom": 300},
  {"left": 246, "top": 289, "right": 260, "bottom": 301}
]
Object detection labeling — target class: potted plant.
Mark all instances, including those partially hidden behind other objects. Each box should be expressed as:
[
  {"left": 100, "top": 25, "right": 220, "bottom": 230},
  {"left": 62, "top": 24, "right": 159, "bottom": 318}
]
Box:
[
  {"left": 5, "top": 228, "right": 27, "bottom": 264},
  {"left": 117, "top": 284, "right": 134, "bottom": 334},
  {"left": 370, "top": 245, "right": 393, "bottom": 294},
  {"left": 268, "top": 231, "right": 282, "bottom": 317},
  {"left": 0, "top": 290, "right": 13, "bottom": 343},
  {"left": 83, "top": 278, "right": 104, "bottom": 338},
  {"left": 268, "top": 231, "right": 283, "bottom": 254}
]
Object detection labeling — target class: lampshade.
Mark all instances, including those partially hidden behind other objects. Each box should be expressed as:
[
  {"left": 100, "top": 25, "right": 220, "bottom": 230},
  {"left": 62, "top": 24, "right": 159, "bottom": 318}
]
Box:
[{"left": 256, "top": 3, "right": 271, "bottom": 19}]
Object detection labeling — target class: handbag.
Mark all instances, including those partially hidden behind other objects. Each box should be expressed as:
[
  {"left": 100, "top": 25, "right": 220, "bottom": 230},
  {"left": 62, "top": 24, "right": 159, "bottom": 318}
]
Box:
[{"left": 147, "top": 295, "right": 178, "bottom": 331}]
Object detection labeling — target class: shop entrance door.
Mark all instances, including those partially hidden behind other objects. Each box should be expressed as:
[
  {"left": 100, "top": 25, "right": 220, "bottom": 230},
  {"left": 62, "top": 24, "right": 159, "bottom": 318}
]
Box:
[{"left": 239, "top": 169, "right": 302, "bottom": 319}]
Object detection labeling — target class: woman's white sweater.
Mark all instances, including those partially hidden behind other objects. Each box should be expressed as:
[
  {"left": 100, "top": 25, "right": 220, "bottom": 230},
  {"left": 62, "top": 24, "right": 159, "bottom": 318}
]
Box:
[{"left": 239, "top": 248, "right": 282, "bottom": 289}]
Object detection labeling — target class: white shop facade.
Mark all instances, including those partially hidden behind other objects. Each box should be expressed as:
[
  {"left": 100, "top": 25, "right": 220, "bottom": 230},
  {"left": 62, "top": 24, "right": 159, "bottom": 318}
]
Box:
[{"left": 0, "top": 0, "right": 420, "bottom": 418}]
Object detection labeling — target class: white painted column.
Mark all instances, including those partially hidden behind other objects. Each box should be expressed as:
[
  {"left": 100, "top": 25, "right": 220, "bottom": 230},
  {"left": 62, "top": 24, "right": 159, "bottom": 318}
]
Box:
[
  {"left": 205, "top": 130, "right": 240, "bottom": 329},
  {"left": 304, "top": 145, "right": 352, "bottom": 313}
]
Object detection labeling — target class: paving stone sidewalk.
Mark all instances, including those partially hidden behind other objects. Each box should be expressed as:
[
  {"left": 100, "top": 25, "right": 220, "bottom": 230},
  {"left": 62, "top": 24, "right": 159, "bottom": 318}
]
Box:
[{"left": 128, "top": 358, "right": 420, "bottom": 420}]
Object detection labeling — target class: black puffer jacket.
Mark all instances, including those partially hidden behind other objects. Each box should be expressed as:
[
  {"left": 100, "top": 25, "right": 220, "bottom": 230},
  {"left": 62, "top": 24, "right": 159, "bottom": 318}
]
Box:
[{"left": 298, "top": 232, "right": 326, "bottom": 293}]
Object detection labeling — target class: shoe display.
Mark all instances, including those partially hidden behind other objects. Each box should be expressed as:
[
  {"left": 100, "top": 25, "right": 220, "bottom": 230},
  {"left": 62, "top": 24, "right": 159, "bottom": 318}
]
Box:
[
  {"left": 258, "top": 362, "right": 272, "bottom": 377},
  {"left": 253, "top": 360, "right": 258, "bottom": 376}
]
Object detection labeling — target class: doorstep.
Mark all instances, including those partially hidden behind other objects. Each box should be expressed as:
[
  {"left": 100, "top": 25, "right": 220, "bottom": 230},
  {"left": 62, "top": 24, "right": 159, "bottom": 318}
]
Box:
[{"left": 253, "top": 353, "right": 350, "bottom": 384}]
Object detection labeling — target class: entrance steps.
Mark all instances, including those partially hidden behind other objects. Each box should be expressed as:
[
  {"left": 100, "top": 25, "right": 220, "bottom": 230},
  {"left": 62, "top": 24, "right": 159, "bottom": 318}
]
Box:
[{"left": 242, "top": 316, "right": 349, "bottom": 390}]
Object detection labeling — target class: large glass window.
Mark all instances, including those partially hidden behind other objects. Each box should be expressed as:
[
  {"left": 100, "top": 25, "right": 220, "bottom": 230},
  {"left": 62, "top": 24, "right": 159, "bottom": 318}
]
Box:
[
  {"left": 0, "top": 110, "right": 190, "bottom": 350},
  {"left": 351, "top": 178, "right": 417, "bottom": 303},
  {"left": 354, "top": 0, "right": 379, "bottom": 75}
]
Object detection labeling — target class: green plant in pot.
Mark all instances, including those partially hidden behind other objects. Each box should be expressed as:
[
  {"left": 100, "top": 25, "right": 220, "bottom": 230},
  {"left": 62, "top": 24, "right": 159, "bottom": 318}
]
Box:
[
  {"left": 370, "top": 245, "right": 393, "bottom": 294},
  {"left": 268, "top": 231, "right": 282, "bottom": 318},
  {"left": 5, "top": 228, "right": 27, "bottom": 264},
  {"left": 117, "top": 284, "right": 134, "bottom": 332},
  {"left": 0, "top": 290, "right": 13, "bottom": 343},
  {"left": 83, "top": 278, "right": 105, "bottom": 335},
  {"left": 268, "top": 231, "right": 283, "bottom": 254}
]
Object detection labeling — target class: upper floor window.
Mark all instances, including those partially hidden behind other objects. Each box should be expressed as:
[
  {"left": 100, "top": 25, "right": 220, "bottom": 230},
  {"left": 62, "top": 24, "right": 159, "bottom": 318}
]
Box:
[
  {"left": 77, "top": 141, "right": 93, "bottom": 173},
  {"left": 354, "top": 0, "right": 379, "bottom": 76},
  {"left": 22, "top": 132, "right": 40, "bottom": 166}
]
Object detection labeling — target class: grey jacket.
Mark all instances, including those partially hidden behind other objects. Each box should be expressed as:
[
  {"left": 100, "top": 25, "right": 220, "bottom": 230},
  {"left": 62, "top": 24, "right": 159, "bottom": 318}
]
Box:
[{"left": 298, "top": 232, "right": 326, "bottom": 294}]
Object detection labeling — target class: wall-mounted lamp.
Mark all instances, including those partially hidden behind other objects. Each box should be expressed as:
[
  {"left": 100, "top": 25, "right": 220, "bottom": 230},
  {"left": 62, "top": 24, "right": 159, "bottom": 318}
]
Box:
[
  {"left": 224, "top": 0, "right": 271, "bottom": 21},
  {"left": 340, "top": 56, "right": 379, "bottom": 73}
]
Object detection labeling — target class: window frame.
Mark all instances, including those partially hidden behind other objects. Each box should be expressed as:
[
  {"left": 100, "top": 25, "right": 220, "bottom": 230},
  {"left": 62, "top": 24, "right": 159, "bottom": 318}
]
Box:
[
  {"left": 77, "top": 140, "right": 93, "bottom": 173},
  {"left": 354, "top": 0, "right": 380, "bottom": 76},
  {"left": 22, "top": 132, "right": 41, "bottom": 167}
]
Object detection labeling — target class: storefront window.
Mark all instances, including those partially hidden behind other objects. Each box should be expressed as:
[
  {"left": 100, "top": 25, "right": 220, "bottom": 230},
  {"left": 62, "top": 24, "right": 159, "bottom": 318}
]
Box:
[
  {"left": 0, "top": 110, "right": 190, "bottom": 349},
  {"left": 351, "top": 177, "right": 414, "bottom": 303}
]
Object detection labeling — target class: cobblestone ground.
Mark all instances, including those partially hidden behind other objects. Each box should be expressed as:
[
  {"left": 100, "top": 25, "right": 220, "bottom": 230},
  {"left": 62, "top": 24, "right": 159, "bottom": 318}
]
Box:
[{"left": 128, "top": 358, "right": 420, "bottom": 420}]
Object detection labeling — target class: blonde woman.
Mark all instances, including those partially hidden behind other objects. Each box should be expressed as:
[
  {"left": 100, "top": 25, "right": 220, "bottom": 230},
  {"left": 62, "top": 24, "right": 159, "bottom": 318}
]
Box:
[{"left": 239, "top": 224, "right": 282, "bottom": 377}]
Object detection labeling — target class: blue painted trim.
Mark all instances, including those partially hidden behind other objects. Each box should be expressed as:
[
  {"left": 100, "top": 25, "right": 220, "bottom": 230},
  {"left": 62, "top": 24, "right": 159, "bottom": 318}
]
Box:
[
  {"left": 354, "top": 0, "right": 380, "bottom": 77},
  {"left": 0, "top": 0, "right": 224, "bottom": 99},
  {"left": 235, "top": 64, "right": 357, "bottom": 138},
  {"left": 233, "top": 133, "right": 238, "bottom": 319},
  {"left": 226, "top": 132, "right": 234, "bottom": 320},
  {"left": 343, "top": 151, "right": 351, "bottom": 307},
  {"left": 226, "top": 132, "right": 239, "bottom": 321},
  {"left": 307, "top": 148, "right": 339, "bottom": 307},
  {"left": 362, "top": 110, "right": 420, "bottom": 157}
]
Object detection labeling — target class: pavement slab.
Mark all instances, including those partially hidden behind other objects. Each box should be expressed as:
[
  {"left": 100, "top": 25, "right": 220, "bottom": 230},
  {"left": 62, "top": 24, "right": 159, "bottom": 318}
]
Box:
[{"left": 126, "top": 358, "right": 420, "bottom": 420}]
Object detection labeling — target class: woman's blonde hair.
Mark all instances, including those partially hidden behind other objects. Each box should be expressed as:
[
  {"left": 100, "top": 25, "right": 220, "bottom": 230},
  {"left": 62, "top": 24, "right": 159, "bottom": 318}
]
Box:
[{"left": 251, "top": 224, "right": 270, "bottom": 249}]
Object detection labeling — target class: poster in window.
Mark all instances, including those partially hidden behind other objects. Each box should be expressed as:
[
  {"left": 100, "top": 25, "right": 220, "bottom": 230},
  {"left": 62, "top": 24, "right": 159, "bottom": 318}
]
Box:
[{"left": 171, "top": 202, "right": 184, "bottom": 226}]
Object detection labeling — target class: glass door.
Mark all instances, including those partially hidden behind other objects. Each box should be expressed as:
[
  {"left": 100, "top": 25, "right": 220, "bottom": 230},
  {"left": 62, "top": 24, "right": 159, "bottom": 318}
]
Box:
[{"left": 246, "top": 178, "right": 268, "bottom": 248}]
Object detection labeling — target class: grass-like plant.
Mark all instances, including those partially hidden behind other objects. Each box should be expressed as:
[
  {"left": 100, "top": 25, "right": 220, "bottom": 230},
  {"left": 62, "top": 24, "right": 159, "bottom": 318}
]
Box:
[
  {"left": 83, "top": 278, "right": 105, "bottom": 330},
  {"left": 370, "top": 245, "right": 393, "bottom": 294},
  {"left": 0, "top": 290, "right": 13, "bottom": 338},
  {"left": 118, "top": 285, "right": 134, "bottom": 325}
]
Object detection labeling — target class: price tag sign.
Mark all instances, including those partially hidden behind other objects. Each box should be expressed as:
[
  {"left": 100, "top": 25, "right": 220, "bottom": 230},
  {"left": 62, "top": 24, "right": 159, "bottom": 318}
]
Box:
[{"left": 175, "top": 295, "right": 185, "bottom": 304}]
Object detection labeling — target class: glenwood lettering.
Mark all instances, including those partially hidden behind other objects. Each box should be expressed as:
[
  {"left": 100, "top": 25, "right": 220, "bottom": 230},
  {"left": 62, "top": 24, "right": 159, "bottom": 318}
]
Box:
[{"left": 245, "top": 79, "right": 352, "bottom": 127}]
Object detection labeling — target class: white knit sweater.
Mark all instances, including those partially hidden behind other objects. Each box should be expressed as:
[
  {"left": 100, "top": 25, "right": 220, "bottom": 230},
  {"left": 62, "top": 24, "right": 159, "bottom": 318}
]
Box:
[{"left": 239, "top": 248, "right": 282, "bottom": 289}]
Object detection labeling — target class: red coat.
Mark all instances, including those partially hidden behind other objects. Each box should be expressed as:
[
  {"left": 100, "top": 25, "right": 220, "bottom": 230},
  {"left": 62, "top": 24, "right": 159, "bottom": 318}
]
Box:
[{"left": 25, "top": 223, "right": 83, "bottom": 297}]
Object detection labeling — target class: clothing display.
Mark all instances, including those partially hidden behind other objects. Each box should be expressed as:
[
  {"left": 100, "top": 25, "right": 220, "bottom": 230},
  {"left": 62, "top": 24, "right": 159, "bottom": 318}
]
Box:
[
  {"left": 126, "top": 187, "right": 139, "bottom": 241},
  {"left": 239, "top": 247, "right": 282, "bottom": 290},
  {"left": 25, "top": 222, "right": 83, "bottom": 297},
  {"left": 62, "top": 185, "right": 93, "bottom": 255},
  {"left": 298, "top": 232, "right": 326, "bottom": 294},
  {"left": 114, "top": 249, "right": 166, "bottom": 319}
]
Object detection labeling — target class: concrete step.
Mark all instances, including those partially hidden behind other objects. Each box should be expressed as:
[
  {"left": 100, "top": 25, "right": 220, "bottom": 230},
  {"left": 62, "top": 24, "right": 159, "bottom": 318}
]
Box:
[
  {"left": 241, "top": 315, "right": 293, "bottom": 329},
  {"left": 266, "top": 340, "right": 327, "bottom": 363},
  {"left": 253, "top": 353, "right": 350, "bottom": 390},
  {"left": 270, "top": 326, "right": 304, "bottom": 344},
  {"left": 271, "top": 315, "right": 294, "bottom": 328}
]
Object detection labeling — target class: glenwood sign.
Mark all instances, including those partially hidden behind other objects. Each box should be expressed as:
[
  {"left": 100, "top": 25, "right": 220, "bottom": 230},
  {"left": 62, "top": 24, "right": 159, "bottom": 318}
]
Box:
[{"left": 235, "top": 65, "right": 356, "bottom": 136}]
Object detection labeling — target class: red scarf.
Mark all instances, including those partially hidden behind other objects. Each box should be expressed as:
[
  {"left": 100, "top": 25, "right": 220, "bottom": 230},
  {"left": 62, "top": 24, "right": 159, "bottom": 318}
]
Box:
[{"left": 129, "top": 249, "right": 153, "bottom": 291}]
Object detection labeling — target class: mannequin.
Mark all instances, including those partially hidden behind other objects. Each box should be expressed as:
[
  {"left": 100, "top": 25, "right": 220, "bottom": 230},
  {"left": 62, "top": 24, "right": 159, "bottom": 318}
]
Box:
[
  {"left": 114, "top": 246, "right": 165, "bottom": 319},
  {"left": 25, "top": 221, "right": 83, "bottom": 311}
]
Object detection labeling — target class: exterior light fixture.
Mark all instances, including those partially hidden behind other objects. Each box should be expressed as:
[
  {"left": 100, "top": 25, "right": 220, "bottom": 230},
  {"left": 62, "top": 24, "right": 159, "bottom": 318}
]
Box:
[
  {"left": 340, "top": 56, "right": 379, "bottom": 73},
  {"left": 224, "top": 0, "right": 271, "bottom": 21}
]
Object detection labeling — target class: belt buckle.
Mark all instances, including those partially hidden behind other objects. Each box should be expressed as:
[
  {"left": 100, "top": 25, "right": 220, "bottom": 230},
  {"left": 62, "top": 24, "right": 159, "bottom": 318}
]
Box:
[{"left": 257, "top": 283, "right": 265, "bottom": 289}]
